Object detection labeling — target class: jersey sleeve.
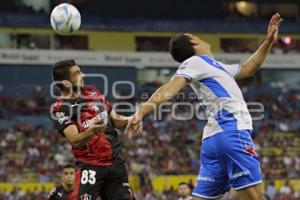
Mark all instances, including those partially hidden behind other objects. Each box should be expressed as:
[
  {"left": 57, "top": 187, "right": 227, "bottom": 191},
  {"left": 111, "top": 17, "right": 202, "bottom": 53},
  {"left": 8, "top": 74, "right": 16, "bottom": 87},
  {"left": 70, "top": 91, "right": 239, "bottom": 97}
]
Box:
[
  {"left": 50, "top": 104, "right": 75, "bottom": 136},
  {"left": 48, "top": 188, "right": 57, "bottom": 200},
  {"left": 222, "top": 63, "right": 241, "bottom": 78},
  {"left": 175, "top": 56, "right": 206, "bottom": 81}
]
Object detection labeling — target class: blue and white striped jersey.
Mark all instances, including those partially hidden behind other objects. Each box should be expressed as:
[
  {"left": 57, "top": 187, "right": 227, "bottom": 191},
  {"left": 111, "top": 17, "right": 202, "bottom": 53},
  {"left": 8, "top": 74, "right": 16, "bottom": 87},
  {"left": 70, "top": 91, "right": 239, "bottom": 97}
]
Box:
[{"left": 176, "top": 55, "right": 252, "bottom": 140}]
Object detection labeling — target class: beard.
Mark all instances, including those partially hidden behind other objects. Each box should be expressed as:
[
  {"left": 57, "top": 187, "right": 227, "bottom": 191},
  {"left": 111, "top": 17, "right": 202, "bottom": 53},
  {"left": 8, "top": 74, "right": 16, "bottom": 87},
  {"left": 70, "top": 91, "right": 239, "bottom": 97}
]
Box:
[{"left": 72, "top": 84, "right": 84, "bottom": 92}]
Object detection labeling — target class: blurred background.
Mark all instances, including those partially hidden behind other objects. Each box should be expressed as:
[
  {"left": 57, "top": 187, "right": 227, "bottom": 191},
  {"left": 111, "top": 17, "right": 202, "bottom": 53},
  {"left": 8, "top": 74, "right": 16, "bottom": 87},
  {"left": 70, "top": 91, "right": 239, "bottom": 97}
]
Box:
[{"left": 0, "top": 0, "right": 300, "bottom": 199}]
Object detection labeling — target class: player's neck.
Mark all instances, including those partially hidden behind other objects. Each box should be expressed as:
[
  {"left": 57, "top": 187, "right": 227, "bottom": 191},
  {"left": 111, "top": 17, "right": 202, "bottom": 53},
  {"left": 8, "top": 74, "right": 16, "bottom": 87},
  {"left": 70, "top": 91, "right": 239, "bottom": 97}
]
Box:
[
  {"left": 61, "top": 91, "right": 81, "bottom": 99},
  {"left": 196, "top": 50, "right": 214, "bottom": 58},
  {"left": 204, "top": 52, "right": 214, "bottom": 57},
  {"left": 63, "top": 183, "right": 74, "bottom": 192}
]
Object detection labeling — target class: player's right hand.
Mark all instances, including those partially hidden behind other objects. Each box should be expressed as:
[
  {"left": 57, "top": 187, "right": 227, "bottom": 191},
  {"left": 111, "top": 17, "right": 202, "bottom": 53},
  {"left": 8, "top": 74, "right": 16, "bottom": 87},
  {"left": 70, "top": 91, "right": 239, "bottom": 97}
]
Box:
[
  {"left": 124, "top": 113, "right": 143, "bottom": 139},
  {"left": 89, "top": 118, "right": 107, "bottom": 133},
  {"left": 266, "top": 13, "right": 283, "bottom": 44}
]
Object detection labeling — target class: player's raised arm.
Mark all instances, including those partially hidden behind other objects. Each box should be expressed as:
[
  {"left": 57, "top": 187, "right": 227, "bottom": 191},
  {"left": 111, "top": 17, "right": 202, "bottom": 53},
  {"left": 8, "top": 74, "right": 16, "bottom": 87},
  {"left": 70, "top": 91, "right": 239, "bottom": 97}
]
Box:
[
  {"left": 138, "top": 76, "right": 188, "bottom": 116},
  {"left": 125, "top": 76, "right": 188, "bottom": 137},
  {"left": 236, "top": 13, "right": 283, "bottom": 80}
]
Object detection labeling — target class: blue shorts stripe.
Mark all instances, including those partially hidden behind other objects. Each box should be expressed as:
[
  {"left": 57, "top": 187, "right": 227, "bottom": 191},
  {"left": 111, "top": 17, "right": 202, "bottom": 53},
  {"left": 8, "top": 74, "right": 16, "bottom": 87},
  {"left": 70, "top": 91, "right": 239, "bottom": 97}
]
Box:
[
  {"left": 232, "top": 180, "right": 262, "bottom": 190},
  {"left": 192, "top": 192, "right": 224, "bottom": 199}
]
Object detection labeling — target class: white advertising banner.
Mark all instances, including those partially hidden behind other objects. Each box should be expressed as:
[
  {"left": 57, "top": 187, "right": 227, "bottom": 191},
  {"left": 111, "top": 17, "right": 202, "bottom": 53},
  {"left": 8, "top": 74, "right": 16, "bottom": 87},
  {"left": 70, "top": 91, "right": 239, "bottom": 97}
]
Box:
[{"left": 0, "top": 49, "right": 299, "bottom": 68}]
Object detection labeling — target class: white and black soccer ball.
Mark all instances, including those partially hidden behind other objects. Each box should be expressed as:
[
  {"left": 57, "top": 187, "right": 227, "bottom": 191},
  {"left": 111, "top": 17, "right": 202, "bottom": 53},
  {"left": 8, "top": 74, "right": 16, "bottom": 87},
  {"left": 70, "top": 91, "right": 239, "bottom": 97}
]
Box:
[{"left": 50, "top": 3, "right": 81, "bottom": 35}]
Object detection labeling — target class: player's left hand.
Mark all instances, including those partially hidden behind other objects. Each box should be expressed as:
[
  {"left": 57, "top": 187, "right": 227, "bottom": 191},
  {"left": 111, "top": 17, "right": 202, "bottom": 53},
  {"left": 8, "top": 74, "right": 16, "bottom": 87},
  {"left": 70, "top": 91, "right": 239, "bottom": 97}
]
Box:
[
  {"left": 266, "top": 13, "right": 283, "bottom": 43},
  {"left": 124, "top": 113, "right": 143, "bottom": 138}
]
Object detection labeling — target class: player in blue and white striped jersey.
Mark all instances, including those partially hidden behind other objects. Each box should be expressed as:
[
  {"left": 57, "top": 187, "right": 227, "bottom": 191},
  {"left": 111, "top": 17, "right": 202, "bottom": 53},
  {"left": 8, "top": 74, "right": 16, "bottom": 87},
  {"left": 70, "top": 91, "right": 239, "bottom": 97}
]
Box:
[{"left": 126, "top": 13, "right": 282, "bottom": 200}]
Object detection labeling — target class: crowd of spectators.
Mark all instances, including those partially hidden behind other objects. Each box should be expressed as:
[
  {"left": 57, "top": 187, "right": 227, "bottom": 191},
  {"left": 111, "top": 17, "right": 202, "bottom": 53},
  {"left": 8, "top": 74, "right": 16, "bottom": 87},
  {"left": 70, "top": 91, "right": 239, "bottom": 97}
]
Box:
[
  {"left": 0, "top": 187, "right": 48, "bottom": 200},
  {"left": 0, "top": 125, "right": 72, "bottom": 183},
  {"left": 220, "top": 37, "right": 300, "bottom": 54},
  {"left": 0, "top": 79, "right": 299, "bottom": 199},
  {"left": 0, "top": 86, "right": 50, "bottom": 118}
]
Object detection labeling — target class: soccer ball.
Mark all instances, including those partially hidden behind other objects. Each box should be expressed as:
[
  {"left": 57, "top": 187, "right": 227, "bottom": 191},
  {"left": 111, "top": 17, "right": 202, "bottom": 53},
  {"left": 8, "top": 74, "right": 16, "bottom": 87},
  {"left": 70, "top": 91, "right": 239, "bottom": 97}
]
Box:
[{"left": 50, "top": 3, "right": 81, "bottom": 35}]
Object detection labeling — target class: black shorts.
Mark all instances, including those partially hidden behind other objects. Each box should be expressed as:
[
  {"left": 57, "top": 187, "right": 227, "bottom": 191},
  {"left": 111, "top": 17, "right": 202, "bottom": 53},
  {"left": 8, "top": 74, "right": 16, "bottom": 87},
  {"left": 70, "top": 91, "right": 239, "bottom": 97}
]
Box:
[{"left": 72, "top": 162, "right": 135, "bottom": 200}]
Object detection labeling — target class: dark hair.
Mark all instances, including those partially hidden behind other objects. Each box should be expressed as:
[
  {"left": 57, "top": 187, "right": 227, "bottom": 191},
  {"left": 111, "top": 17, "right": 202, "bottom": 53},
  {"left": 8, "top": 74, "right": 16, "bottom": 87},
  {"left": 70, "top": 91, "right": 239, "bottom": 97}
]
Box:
[
  {"left": 169, "top": 33, "right": 195, "bottom": 63},
  {"left": 178, "top": 182, "right": 189, "bottom": 187},
  {"left": 178, "top": 182, "right": 193, "bottom": 191},
  {"left": 63, "top": 164, "right": 75, "bottom": 170},
  {"left": 52, "top": 59, "right": 77, "bottom": 90}
]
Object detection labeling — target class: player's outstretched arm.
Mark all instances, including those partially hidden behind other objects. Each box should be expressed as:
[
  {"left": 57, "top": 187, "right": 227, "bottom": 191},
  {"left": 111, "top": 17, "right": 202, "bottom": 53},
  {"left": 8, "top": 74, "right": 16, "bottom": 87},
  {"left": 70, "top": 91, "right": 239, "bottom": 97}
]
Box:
[
  {"left": 109, "top": 109, "right": 133, "bottom": 129},
  {"left": 125, "top": 76, "right": 188, "bottom": 138},
  {"left": 236, "top": 13, "right": 283, "bottom": 80}
]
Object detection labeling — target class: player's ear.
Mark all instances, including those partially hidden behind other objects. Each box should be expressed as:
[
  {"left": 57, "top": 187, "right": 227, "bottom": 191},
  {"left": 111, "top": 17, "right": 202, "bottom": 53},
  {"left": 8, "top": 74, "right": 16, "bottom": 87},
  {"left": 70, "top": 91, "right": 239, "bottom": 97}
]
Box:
[
  {"left": 62, "top": 80, "right": 72, "bottom": 89},
  {"left": 189, "top": 39, "right": 198, "bottom": 45},
  {"left": 190, "top": 40, "right": 200, "bottom": 52}
]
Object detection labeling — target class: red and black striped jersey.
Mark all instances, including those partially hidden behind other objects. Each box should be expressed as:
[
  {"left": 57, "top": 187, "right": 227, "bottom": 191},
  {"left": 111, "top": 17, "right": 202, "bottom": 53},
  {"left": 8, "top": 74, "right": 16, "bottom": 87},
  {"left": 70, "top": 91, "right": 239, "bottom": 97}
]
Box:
[
  {"left": 48, "top": 185, "right": 71, "bottom": 200},
  {"left": 50, "top": 86, "right": 124, "bottom": 166}
]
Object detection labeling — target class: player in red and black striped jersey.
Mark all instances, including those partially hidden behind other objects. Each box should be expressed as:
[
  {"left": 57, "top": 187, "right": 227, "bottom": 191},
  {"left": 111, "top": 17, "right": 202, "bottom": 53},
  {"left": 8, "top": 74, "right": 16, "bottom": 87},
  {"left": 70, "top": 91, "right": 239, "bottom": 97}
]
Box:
[
  {"left": 49, "top": 165, "right": 76, "bottom": 200},
  {"left": 50, "top": 60, "right": 136, "bottom": 200}
]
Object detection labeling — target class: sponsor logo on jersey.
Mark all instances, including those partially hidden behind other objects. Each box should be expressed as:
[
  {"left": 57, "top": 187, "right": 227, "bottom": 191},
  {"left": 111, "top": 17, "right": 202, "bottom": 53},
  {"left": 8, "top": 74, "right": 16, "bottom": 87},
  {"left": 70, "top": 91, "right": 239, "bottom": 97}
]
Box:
[
  {"left": 80, "top": 193, "right": 92, "bottom": 200},
  {"left": 87, "top": 91, "right": 97, "bottom": 96},
  {"left": 245, "top": 145, "right": 257, "bottom": 157},
  {"left": 123, "top": 182, "right": 130, "bottom": 187},
  {"left": 231, "top": 170, "right": 250, "bottom": 179},
  {"left": 56, "top": 112, "right": 69, "bottom": 124},
  {"left": 82, "top": 111, "right": 108, "bottom": 128},
  {"left": 48, "top": 188, "right": 56, "bottom": 198},
  {"left": 178, "top": 61, "right": 188, "bottom": 70},
  {"left": 123, "top": 182, "right": 134, "bottom": 199},
  {"left": 199, "top": 176, "right": 215, "bottom": 182}
]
